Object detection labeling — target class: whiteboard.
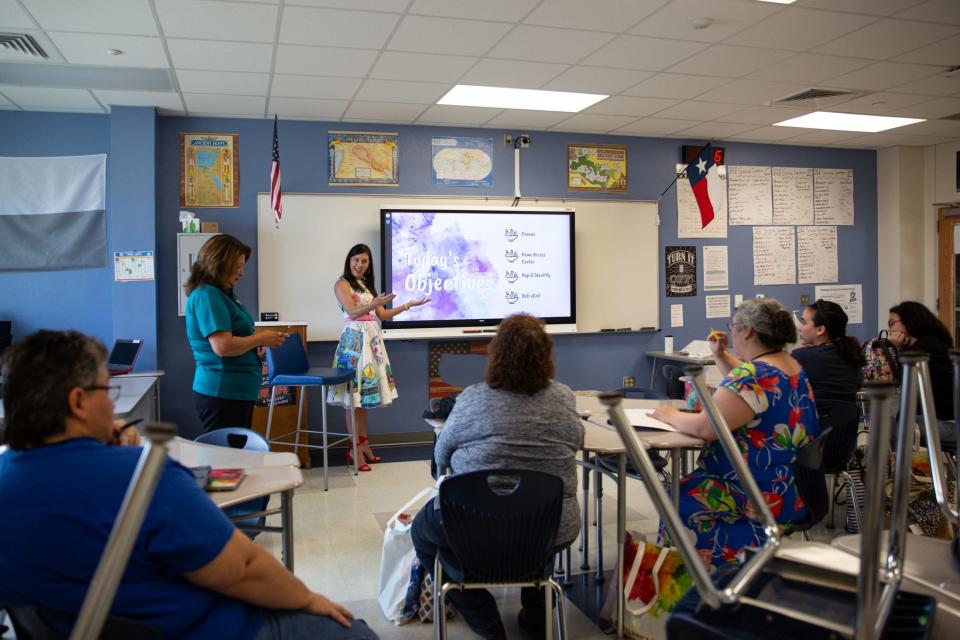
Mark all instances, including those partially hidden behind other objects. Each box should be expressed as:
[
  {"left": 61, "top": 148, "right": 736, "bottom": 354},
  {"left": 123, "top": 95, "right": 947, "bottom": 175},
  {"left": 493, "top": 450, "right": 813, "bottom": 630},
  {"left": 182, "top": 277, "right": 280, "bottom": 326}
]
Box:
[{"left": 257, "top": 193, "right": 658, "bottom": 341}]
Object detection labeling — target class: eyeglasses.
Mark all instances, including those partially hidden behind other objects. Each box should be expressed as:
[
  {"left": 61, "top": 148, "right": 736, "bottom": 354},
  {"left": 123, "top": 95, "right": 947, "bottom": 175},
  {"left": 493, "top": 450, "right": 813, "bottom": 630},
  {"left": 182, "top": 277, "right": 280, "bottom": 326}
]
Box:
[
  {"left": 83, "top": 385, "right": 122, "bottom": 401},
  {"left": 887, "top": 319, "right": 900, "bottom": 329}
]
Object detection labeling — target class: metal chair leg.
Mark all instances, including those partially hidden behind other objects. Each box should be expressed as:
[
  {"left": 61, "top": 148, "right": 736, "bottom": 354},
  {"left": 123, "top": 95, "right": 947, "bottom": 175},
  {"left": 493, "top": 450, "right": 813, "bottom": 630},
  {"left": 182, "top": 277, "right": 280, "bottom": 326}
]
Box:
[
  {"left": 594, "top": 466, "right": 604, "bottom": 581},
  {"left": 580, "top": 453, "right": 590, "bottom": 568},
  {"left": 294, "top": 385, "right": 306, "bottom": 459},
  {"left": 544, "top": 582, "right": 554, "bottom": 640},
  {"left": 265, "top": 386, "right": 278, "bottom": 442},
  {"left": 435, "top": 561, "right": 447, "bottom": 640},
  {"left": 549, "top": 580, "right": 568, "bottom": 640},
  {"left": 320, "top": 384, "right": 328, "bottom": 491}
]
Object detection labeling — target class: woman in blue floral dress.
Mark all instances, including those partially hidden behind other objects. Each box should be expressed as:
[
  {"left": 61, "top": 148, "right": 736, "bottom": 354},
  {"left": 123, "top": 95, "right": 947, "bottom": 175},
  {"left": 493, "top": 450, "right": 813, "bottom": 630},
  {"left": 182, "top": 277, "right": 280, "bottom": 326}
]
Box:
[{"left": 651, "top": 299, "right": 819, "bottom": 569}]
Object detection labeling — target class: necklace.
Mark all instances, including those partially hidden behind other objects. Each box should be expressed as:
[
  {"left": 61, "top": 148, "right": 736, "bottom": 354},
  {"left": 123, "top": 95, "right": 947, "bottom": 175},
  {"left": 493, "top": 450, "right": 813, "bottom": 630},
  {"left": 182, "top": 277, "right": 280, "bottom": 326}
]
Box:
[{"left": 751, "top": 348, "right": 780, "bottom": 361}]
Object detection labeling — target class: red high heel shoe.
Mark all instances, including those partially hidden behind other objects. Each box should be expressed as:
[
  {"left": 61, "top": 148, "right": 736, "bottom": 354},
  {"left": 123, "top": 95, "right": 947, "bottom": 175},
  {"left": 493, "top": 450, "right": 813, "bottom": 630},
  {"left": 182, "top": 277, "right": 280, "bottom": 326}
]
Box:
[
  {"left": 345, "top": 447, "right": 371, "bottom": 472},
  {"left": 359, "top": 436, "right": 382, "bottom": 463}
]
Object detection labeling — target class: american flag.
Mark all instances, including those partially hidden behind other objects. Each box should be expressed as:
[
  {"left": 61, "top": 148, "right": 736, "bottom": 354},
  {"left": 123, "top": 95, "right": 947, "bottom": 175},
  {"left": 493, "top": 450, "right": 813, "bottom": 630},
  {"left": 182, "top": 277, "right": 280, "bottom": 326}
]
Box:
[{"left": 270, "top": 114, "right": 282, "bottom": 228}]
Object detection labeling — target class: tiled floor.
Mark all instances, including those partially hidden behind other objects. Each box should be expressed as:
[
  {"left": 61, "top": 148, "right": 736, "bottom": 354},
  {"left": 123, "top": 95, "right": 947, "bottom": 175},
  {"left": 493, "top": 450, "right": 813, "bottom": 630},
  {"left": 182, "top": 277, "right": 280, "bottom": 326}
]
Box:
[{"left": 256, "top": 457, "right": 846, "bottom": 639}]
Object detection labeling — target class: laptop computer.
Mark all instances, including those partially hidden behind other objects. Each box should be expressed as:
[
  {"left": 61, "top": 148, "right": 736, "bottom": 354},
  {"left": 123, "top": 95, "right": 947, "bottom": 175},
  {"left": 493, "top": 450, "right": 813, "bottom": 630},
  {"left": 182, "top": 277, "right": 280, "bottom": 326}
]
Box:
[{"left": 107, "top": 339, "right": 143, "bottom": 376}]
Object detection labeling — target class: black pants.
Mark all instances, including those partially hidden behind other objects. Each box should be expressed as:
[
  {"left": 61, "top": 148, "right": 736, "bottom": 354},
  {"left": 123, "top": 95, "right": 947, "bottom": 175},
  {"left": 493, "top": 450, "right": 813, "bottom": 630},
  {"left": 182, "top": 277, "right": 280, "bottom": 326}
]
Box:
[
  {"left": 193, "top": 391, "right": 254, "bottom": 434},
  {"left": 411, "top": 502, "right": 550, "bottom": 633}
]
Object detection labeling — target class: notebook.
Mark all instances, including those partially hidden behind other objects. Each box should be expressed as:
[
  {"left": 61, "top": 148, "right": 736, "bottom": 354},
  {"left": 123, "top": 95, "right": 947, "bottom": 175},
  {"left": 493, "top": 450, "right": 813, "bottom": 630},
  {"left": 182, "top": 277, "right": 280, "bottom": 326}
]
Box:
[
  {"left": 206, "top": 468, "right": 246, "bottom": 491},
  {"left": 107, "top": 338, "right": 143, "bottom": 375}
]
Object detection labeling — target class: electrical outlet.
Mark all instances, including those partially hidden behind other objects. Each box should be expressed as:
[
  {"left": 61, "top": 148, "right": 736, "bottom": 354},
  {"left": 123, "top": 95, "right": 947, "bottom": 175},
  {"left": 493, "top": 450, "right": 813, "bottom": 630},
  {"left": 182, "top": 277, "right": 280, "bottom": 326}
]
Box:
[
  {"left": 504, "top": 133, "right": 513, "bottom": 147},
  {"left": 800, "top": 294, "right": 809, "bottom": 305},
  {"left": 622, "top": 376, "right": 636, "bottom": 388}
]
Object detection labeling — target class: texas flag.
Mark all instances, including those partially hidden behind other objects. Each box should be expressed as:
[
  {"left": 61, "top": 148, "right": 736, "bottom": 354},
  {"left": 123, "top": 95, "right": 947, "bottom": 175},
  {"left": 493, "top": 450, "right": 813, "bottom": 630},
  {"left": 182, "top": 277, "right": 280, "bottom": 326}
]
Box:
[{"left": 685, "top": 143, "right": 717, "bottom": 228}]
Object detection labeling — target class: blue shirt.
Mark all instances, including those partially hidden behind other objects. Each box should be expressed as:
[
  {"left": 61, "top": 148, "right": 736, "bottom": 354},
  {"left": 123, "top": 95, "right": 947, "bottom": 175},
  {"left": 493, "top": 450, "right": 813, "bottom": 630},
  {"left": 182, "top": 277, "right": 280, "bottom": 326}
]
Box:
[
  {"left": 186, "top": 284, "right": 262, "bottom": 401},
  {"left": 0, "top": 438, "right": 266, "bottom": 639}
]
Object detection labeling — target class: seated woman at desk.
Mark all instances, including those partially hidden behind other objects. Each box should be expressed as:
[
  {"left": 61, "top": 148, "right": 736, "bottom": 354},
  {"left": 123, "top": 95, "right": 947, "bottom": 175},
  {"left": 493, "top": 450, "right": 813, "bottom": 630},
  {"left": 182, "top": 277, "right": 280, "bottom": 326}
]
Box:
[
  {"left": 792, "top": 299, "right": 864, "bottom": 404},
  {"left": 651, "top": 299, "right": 819, "bottom": 569},
  {"left": 411, "top": 313, "right": 583, "bottom": 639}
]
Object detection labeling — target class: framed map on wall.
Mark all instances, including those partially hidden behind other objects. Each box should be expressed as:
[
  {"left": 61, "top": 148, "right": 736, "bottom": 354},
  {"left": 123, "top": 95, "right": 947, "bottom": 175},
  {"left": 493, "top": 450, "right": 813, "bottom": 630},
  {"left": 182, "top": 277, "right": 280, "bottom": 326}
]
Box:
[
  {"left": 568, "top": 143, "right": 627, "bottom": 192},
  {"left": 328, "top": 131, "right": 399, "bottom": 186},
  {"left": 180, "top": 133, "right": 239, "bottom": 208}
]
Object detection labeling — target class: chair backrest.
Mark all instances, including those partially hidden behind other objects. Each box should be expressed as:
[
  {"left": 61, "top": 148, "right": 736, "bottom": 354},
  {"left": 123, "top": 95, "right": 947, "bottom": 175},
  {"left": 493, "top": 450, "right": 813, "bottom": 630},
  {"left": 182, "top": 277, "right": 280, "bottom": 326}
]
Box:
[
  {"left": 617, "top": 386, "right": 668, "bottom": 400},
  {"left": 195, "top": 427, "right": 269, "bottom": 451},
  {"left": 661, "top": 365, "right": 685, "bottom": 400},
  {"left": 5, "top": 606, "right": 164, "bottom": 640},
  {"left": 815, "top": 400, "right": 861, "bottom": 474},
  {"left": 794, "top": 426, "right": 833, "bottom": 527},
  {"left": 439, "top": 469, "right": 563, "bottom": 583},
  {"left": 266, "top": 332, "right": 309, "bottom": 381}
]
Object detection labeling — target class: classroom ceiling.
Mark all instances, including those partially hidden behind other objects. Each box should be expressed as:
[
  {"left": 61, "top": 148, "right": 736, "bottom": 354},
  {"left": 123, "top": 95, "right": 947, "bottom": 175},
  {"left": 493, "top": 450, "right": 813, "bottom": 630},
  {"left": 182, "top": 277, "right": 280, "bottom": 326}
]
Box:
[{"left": 2, "top": 0, "right": 960, "bottom": 149}]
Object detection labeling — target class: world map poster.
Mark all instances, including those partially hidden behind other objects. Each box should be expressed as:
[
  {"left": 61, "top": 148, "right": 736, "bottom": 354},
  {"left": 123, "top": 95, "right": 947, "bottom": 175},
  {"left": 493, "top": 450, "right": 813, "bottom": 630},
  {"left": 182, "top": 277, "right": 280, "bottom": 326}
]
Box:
[
  {"left": 180, "top": 133, "right": 239, "bottom": 208},
  {"left": 328, "top": 131, "right": 399, "bottom": 186}
]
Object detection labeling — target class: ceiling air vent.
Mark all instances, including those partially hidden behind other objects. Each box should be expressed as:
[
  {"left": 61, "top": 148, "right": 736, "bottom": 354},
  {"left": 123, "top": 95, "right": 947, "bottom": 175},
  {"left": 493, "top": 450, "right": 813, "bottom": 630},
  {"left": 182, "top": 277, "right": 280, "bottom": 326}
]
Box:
[
  {"left": 771, "top": 87, "right": 862, "bottom": 109},
  {"left": 0, "top": 33, "right": 48, "bottom": 59}
]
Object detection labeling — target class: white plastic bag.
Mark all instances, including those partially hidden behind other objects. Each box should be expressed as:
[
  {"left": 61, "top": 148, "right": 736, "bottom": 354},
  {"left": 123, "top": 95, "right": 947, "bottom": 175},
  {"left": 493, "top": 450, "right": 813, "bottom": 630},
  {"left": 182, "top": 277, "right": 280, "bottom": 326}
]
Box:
[{"left": 377, "top": 487, "right": 436, "bottom": 624}]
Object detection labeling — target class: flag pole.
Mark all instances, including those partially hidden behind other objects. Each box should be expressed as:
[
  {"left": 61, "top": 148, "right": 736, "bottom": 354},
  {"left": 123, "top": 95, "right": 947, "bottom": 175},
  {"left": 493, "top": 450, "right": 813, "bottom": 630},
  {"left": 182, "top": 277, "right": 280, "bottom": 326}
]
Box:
[{"left": 656, "top": 140, "right": 712, "bottom": 199}]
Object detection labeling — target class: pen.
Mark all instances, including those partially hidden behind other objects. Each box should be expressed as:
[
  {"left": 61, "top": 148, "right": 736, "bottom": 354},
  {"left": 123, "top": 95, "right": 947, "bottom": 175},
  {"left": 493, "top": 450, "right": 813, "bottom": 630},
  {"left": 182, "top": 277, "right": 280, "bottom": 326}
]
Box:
[{"left": 119, "top": 418, "right": 143, "bottom": 431}]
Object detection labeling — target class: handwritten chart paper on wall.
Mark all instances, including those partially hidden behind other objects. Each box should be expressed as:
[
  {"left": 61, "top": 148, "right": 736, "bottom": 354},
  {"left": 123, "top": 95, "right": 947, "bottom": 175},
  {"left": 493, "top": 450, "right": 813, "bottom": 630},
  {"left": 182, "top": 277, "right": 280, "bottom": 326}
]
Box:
[
  {"left": 676, "top": 163, "right": 727, "bottom": 238},
  {"left": 753, "top": 226, "right": 796, "bottom": 285},
  {"left": 797, "top": 226, "right": 838, "bottom": 284},
  {"left": 814, "top": 168, "right": 853, "bottom": 225},
  {"left": 728, "top": 165, "right": 772, "bottom": 225},
  {"left": 773, "top": 167, "right": 814, "bottom": 225}
]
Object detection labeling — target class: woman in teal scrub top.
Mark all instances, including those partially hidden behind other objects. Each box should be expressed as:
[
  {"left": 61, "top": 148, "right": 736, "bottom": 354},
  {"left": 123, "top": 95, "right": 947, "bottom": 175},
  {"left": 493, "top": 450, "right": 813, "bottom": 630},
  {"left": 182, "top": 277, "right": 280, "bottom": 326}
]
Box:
[{"left": 184, "top": 234, "right": 287, "bottom": 433}]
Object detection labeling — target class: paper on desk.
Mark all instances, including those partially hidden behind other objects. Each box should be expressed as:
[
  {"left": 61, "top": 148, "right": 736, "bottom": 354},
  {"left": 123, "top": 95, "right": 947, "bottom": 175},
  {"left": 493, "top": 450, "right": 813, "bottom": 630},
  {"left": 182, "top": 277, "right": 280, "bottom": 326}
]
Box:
[
  {"left": 623, "top": 409, "right": 678, "bottom": 432},
  {"left": 680, "top": 339, "right": 713, "bottom": 359}
]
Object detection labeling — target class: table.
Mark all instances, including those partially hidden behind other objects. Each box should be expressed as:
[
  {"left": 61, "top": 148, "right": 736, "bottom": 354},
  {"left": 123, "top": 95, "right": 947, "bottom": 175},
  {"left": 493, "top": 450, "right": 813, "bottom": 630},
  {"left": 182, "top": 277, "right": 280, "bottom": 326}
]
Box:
[
  {"left": 645, "top": 351, "right": 714, "bottom": 388},
  {"left": 576, "top": 395, "right": 703, "bottom": 639},
  {"left": 167, "top": 438, "right": 303, "bottom": 570},
  {"left": 0, "top": 374, "right": 161, "bottom": 426}
]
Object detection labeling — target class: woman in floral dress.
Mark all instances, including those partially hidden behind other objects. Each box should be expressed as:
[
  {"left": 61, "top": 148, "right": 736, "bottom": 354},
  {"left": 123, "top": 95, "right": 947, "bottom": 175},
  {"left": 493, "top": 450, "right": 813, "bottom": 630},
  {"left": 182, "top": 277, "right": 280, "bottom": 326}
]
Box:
[
  {"left": 329, "top": 244, "right": 429, "bottom": 470},
  {"left": 651, "top": 298, "right": 820, "bottom": 569}
]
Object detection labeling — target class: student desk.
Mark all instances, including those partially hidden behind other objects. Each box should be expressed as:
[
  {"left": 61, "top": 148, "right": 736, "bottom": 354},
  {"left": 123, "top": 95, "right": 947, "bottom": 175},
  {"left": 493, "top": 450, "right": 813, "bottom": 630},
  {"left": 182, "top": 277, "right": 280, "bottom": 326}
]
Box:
[
  {"left": 644, "top": 351, "right": 714, "bottom": 388},
  {"left": 167, "top": 438, "right": 303, "bottom": 571},
  {"left": 576, "top": 395, "right": 703, "bottom": 638}
]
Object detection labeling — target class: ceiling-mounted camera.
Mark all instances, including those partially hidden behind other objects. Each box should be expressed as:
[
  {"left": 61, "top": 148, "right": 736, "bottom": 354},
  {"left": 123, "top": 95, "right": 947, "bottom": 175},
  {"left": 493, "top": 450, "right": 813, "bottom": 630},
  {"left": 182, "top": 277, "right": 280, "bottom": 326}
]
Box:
[{"left": 515, "top": 134, "right": 530, "bottom": 149}]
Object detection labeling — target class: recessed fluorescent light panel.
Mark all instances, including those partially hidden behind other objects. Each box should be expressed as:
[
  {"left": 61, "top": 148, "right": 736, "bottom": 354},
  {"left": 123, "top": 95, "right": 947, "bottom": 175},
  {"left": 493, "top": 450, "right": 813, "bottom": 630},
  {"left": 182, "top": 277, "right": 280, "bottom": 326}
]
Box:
[
  {"left": 438, "top": 85, "right": 607, "bottom": 112},
  {"left": 773, "top": 111, "right": 925, "bottom": 133}
]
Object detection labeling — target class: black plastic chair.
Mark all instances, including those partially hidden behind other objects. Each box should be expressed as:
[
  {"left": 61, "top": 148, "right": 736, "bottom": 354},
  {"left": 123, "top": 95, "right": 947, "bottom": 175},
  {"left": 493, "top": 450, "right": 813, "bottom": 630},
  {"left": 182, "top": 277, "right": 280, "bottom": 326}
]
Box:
[
  {"left": 814, "top": 400, "right": 863, "bottom": 529},
  {"left": 435, "top": 469, "right": 568, "bottom": 640},
  {"left": 4, "top": 606, "right": 163, "bottom": 640},
  {"left": 788, "top": 427, "right": 833, "bottom": 539}
]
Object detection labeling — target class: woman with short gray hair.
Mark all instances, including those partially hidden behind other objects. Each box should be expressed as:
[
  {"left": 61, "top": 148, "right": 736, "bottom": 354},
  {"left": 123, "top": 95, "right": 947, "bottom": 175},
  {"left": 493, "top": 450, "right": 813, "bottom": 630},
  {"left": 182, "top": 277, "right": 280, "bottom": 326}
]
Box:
[{"left": 651, "top": 298, "right": 820, "bottom": 569}]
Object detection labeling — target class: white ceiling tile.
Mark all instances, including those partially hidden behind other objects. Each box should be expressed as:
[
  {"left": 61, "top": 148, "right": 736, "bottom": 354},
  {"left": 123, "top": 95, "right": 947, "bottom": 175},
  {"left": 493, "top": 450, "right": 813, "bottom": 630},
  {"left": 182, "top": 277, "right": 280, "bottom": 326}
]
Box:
[
  {"left": 630, "top": 0, "right": 779, "bottom": 43},
  {"left": 893, "top": 34, "right": 960, "bottom": 66},
  {"left": 673, "top": 121, "right": 759, "bottom": 138},
  {"left": 280, "top": 6, "right": 399, "bottom": 48},
  {"left": 695, "top": 79, "right": 809, "bottom": 106},
  {"left": 725, "top": 8, "right": 876, "bottom": 51},
  {"left": 267, "top": 96, "right": 347, "bottom": 119},
  {"left": 894, "top": 118, "right": 960, "bottom": 136},
  {"left": 271, "top": 75, "right": 361, "bottom": 100},
  {"left": 168, "top": 39, "right": 273, "bottom": 73},
  {"left": 460, "top": 59, "right": 568, "bottom": 89},
  {"left": 893, "top": 96, "right": 960, "bottom": 118},
  {"left": 184, "top": 93, "right": 265, "bottom": 115},
  {"left": 487, "top": 25, "right": 614, "bottom": 64},
  {"left": 483, "top": 109, "right": 570, "bottom": 128},
  {"left": 726, "top": 125, "right": 804, "bottom": 142},
  {"left": 370, "top": 52, "right": 477, "bottom": 83},
  {"left": 747, "top": 53, "right": 873, "bottom": 85},
  {"left": 409, "top": 0, "right": 539, "bottom": 23},
  {"left": 389, "top": 16, "right": 512, "bottom": 56},
  {"left": 274, "top": 45, "right": 377, "bottom": 78},
  {"left": 895, "top": 0, "right": 960, "bottom": 25},
  {"left": 651, "top": 100, "right": 745, "bottom": 120},
  {"left": 839, "top": 132, "right": 939, "bottom": 148},
  {"left": 176, "top": 70, "right": 268, "bottom": 95},
  {"left": 21, "top": 0, "right": 158, "bottom": 35},
  {"left": 666, "top": 45, "right": 794, "bottom": 78},
  {"left": 525, "top": 0, "right": 666, "bottom": 33},
  {"left": 714, "top": 105, "right": 810, "bottom": 126},
  {"left": 614, "top": 117, "right": 700, "bottom": 135},
  {"left": 584, "top": 95, "right": 678, "bottom": 117},
  {"left": 344, "top": 101, "right": 427, "bottom": 121},
  {"left": 829, "top": 91, "right": 931, "bottom": 114},
  {"left": 416, "top": 104, "right": 503, "bottom": 125},
  {"left": 776, "top": 129, "right": 863, "bottom": 145},
  {"left": 0, "top": 0, "right": 36, "bottom": 28},
  {"left": 543, "top": 67, "right": 653, "bottom": 94},
  {"left": 815, "top": 19, "right": 959, "bottom": 60},
  {"left": 621, "top": 73, "right": 727, "bottom": 99},
  {"left": 0, "top": 86, "right": 101, "bottom": 110},
  {"left": 549, "top": 113, "right": 638, "bottom": 133},
  {"left": 156, "top": 0, "right": 277, "bottom": 42},
  {"left": 823, "top": 61, "right": 942, "bottom": 91},
  {"left": 94, "top": 89, "right": 182, "bottom": 111},
  {"left": 356, "top": 79, "right": 449, "bottom": 103},
  {"left": 291, "top": 0, "right": 409, "bottom": 10},
  {"left": 891, "top": 73, "right": 960, "bottom": 96},
  {"left": 46, "top": 33, "right": 168, "bottom": 67},
  {"left": 799, "top": 0, "right": 931, "bottom": 16},
  {"left": 582, "top": 35, "right": 707, "bottom": 71}
]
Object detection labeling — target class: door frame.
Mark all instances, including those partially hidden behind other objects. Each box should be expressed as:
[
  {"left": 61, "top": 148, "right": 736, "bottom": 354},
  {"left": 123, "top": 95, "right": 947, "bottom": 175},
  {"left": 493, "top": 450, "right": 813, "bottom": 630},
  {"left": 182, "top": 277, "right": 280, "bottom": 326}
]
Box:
[{"left": 937, "top": 208, "right": 960, "bottom": 341}]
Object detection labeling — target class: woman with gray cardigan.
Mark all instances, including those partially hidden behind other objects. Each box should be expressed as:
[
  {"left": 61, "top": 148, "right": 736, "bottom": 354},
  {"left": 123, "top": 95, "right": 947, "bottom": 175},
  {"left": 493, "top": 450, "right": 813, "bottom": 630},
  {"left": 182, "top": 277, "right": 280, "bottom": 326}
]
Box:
[{"left": 412, "top": 313, "right": 584, "bottom": 640}]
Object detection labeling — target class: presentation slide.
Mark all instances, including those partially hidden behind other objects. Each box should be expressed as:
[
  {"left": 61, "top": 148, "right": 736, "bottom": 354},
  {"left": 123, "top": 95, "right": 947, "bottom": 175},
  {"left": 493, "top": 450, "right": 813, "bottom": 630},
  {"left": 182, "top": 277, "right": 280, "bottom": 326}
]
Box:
[{"left": 381, "top": 208, "right": 574, "bottom": 326}]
